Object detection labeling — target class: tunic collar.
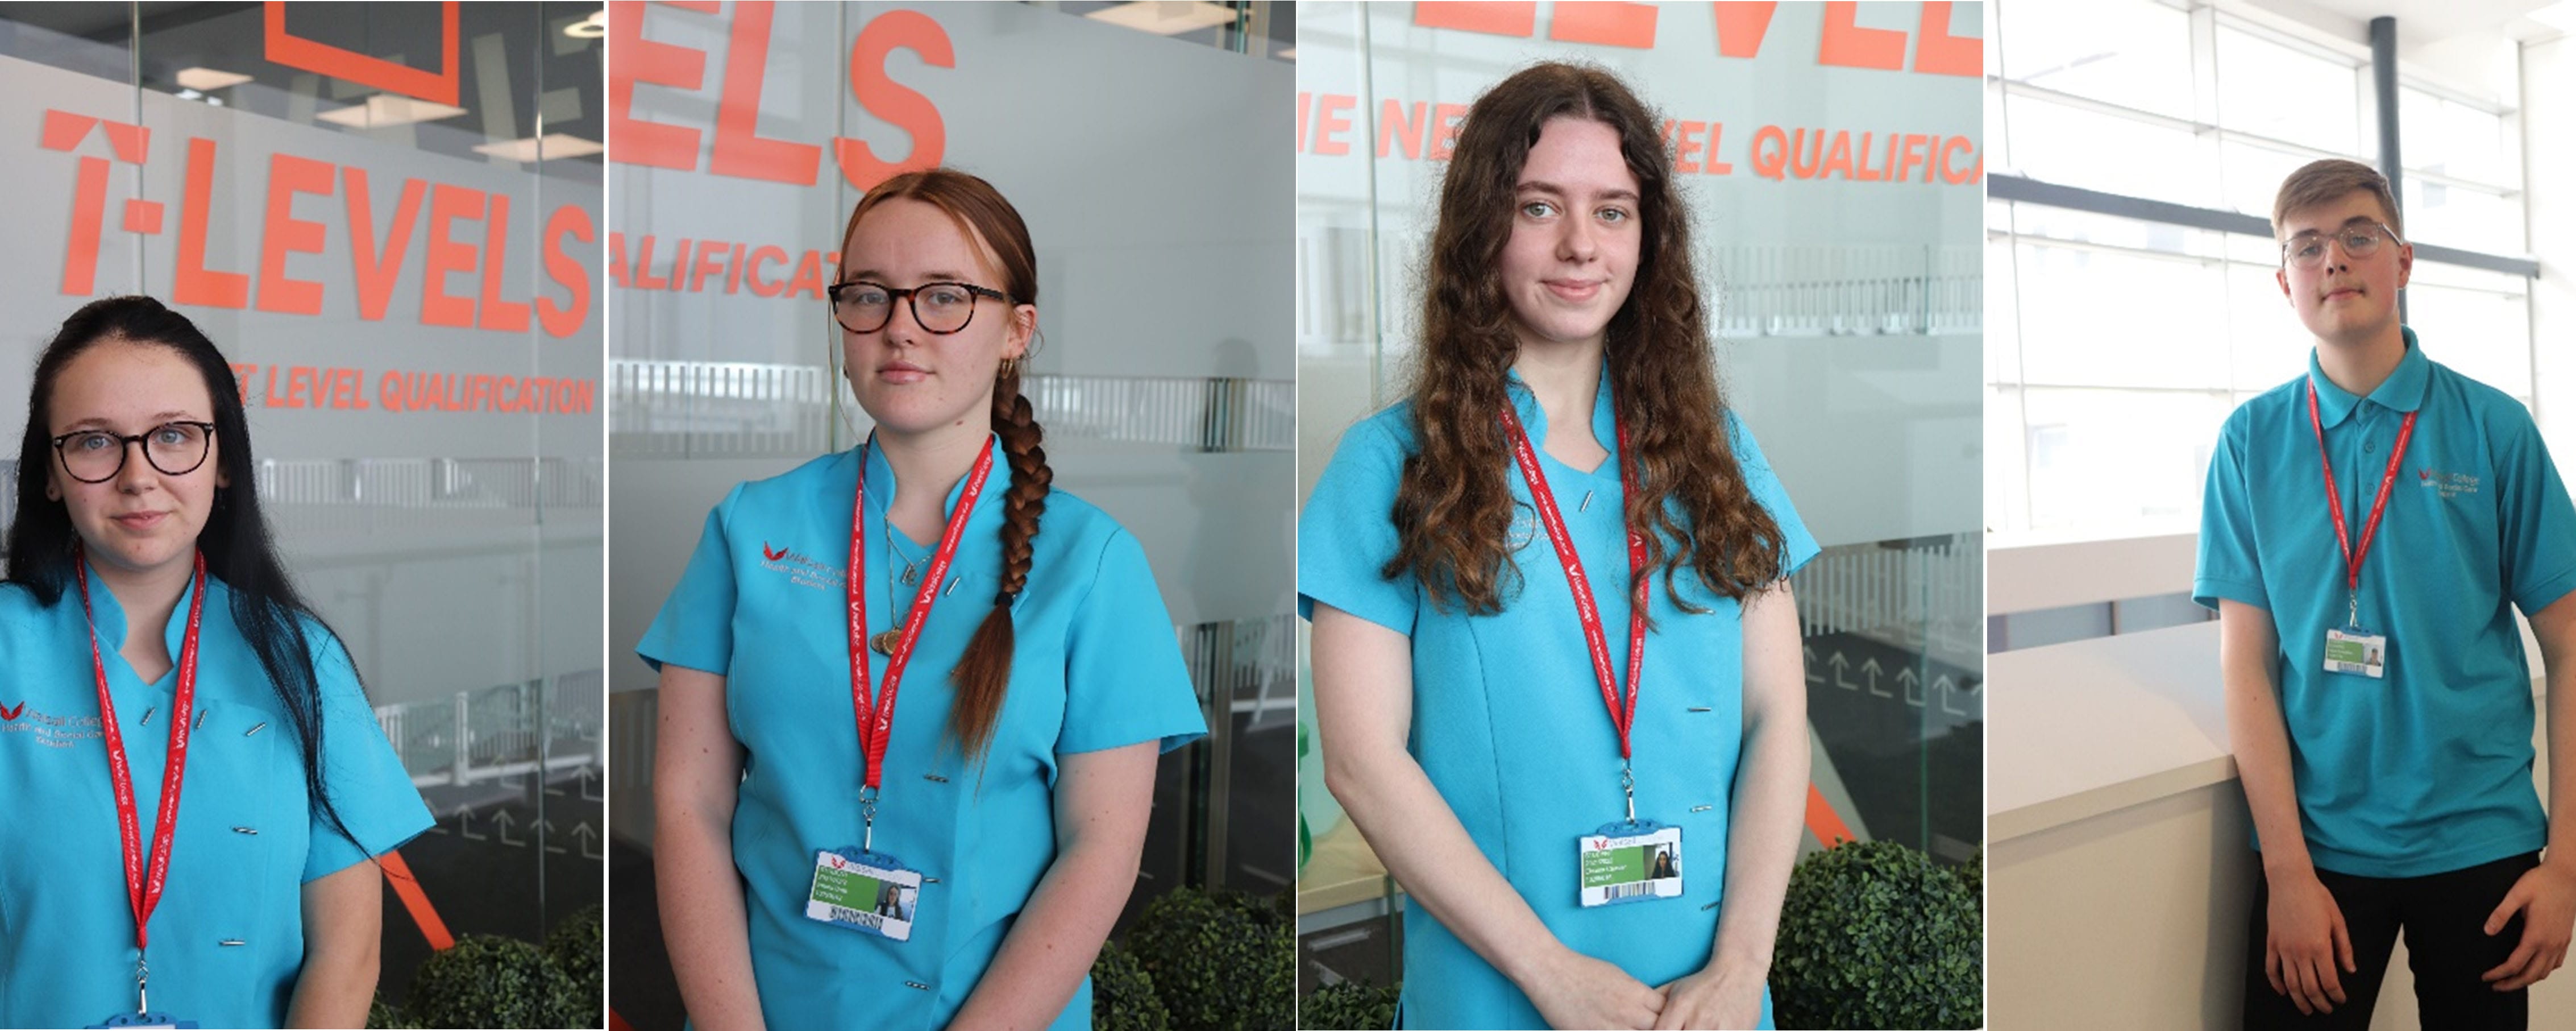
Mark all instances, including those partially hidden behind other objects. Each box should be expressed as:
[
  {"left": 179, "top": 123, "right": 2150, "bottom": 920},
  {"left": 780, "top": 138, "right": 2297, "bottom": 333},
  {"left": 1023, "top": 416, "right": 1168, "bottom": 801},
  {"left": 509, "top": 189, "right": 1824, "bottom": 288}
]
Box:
[
  {"left": 70, "top": 552, "right": 209, "bottom": 688},
  {"left": 1502, "top": 359, "right": 1620, "bottom": 477},
  {"left": 857, "top": 432, "right": 1009, "bottom": 566},
  {"left": 2308, "top": 326, "right": 2430, "bottom": 429}
]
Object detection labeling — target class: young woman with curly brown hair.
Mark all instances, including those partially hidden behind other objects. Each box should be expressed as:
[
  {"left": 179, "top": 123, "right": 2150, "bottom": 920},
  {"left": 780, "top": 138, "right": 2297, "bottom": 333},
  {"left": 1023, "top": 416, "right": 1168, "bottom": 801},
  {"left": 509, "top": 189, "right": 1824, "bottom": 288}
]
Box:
[
  {"left": 1301, "top": 63, "right": 1818, "bottom": 1030},
  {"left": 642, "top": 168, "right": 1207, "bottom": 1030}
]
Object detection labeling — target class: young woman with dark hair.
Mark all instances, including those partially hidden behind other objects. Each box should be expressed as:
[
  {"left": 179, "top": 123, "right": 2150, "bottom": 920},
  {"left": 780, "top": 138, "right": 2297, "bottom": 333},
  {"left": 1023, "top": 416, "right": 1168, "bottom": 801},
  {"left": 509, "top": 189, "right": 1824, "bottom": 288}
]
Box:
[
  {"left": 0, "top": 295, "right": 432, "bottom": 1028},
  {"left": 1302, "top": 63, "right": 1818, "bottom": 1029},
  {"left": 643, "top": 168, "right": 1207, "bottom": 1030}
]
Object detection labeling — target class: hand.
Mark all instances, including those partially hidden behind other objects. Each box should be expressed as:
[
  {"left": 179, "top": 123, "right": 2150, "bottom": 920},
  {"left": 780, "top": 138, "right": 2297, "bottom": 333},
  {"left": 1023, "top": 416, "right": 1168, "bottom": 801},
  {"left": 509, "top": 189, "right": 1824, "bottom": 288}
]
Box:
[
  {"left": 1520, "top": 947, "right": 1664, "bottom": 1030},
  {"left": 1653, "top": 960, "right": 1766, "bottom": 1030},
  {"left": 2263, "top": 869, "right": 2355, "bottom": 1016},
  {"left": 2482, "top": 859, "right": 2576, "bottom": 991}
]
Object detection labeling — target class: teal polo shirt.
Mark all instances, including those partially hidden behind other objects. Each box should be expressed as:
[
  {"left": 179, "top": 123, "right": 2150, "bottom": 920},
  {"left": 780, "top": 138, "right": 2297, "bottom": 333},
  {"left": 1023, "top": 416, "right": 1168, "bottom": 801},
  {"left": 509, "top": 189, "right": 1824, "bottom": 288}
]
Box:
[
  {"left": 0, "top": 566, "right": 433, "bottom": 1028},
  {"left": 2194, "top": 328, "right": 2576, "bottom": 878}
]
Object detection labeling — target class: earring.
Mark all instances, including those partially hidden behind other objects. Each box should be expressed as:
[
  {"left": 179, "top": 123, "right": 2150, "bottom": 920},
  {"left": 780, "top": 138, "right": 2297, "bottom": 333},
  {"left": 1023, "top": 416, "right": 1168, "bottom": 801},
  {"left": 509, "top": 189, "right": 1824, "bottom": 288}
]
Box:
[{"left": 999, "top": 357, "right": 1018, "bottom": 379}]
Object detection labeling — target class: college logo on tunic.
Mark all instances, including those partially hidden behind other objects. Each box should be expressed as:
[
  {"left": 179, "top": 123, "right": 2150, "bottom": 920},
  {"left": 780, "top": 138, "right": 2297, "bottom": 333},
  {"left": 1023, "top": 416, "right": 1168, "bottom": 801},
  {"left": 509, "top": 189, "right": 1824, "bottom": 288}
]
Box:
[
  {"left": 1509, "top": 503, "right": 1539, "bottom": 552},
  {"left": 0, "top": 703, "right": 103, "bottom": 748},
  {"left": 757, "top": 541, "right": 847, "bottom": 592},
  {"left": 2418, "top": 468, "right": 2479, "bottom": 499}
]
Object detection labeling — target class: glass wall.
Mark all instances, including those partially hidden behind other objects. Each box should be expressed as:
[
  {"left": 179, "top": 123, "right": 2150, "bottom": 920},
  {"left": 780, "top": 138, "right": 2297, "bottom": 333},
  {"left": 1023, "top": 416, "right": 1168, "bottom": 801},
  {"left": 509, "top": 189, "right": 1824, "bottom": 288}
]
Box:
[
  {"left": 1294, "top": 0, "right": 1985, "bottom": 992},
  {"left": 0, "top": 0, "right": 604, "bottom": 1015},
  {"left": 601, "top": 2, "right": 1292, "bottom": 1026}
]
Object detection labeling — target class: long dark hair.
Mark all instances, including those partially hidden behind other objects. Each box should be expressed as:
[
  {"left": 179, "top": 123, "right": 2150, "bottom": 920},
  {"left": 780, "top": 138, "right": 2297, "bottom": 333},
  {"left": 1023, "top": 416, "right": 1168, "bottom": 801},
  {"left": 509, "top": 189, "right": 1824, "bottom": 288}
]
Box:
[
  {"left": 6, "top": 295, "right": 362, "bottom": 851},
  {"left": 838, "top": 169, "right": 1053, "bottom": 765},
  {"left": 1387, "top": 61, "right": 1785, "bottom": 615}
]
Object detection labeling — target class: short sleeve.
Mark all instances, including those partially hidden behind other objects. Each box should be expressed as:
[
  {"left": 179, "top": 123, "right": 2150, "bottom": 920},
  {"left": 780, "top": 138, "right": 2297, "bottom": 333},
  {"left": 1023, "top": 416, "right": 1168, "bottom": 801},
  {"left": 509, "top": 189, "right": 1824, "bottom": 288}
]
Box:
[
  {"left": 1726, "top": 410, "right": 1821, "bottom": 579},
  {"left": 1297, "top": 416, "right": 1421, "bottom": 632},
  {"left": 638, "top": 485, "right": 745, "bottom": 675},
  {"left": 2193, "top": 417, "right": 2268, "bottom": 612},
  {"left": 1058, "top": 529, "right": 1208, "bottom": 755},
  {"left": 302, "top": 631, "right": 435, "bottom": 881},
  {"left": 2495, "top": 409, "right": 2576, "bottom": 615}
]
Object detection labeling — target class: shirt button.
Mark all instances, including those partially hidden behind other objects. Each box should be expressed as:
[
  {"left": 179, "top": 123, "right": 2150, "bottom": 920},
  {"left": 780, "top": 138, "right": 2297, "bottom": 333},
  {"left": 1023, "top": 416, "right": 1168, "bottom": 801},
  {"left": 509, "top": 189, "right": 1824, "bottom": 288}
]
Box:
[{"left": 2365, "top": 440, "right": 2376, "bottom": 453}]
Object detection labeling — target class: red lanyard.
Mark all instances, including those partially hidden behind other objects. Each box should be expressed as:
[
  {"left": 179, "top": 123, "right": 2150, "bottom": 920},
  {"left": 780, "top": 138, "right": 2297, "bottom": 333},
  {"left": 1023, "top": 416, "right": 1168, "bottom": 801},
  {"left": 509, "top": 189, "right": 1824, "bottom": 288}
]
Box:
[
  {"left": 845, "top": 439, "right": 993, "bottom": 842},
  {"left": 2306, "top": 379, "right": 2417, "bottom": 619},
  {"left": 74, "top": 548, "right": 206, "bottom": 967},
  {"left": 1498, "top": 403, "right": 1648, "bottom": 763}
]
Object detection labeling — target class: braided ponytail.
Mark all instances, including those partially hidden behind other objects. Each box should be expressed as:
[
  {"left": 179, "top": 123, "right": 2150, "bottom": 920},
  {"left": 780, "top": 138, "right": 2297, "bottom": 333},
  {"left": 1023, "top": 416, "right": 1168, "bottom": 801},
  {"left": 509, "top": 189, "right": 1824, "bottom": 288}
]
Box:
[{"left": 950, "top": 360, "right": 1050, "bottom": 762}]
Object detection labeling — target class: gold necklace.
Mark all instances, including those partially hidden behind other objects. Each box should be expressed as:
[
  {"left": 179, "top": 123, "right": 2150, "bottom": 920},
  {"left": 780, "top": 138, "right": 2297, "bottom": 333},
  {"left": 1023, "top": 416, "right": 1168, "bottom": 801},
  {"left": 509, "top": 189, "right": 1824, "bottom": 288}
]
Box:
[{"left": 869, "top": 517, "right": 916, "bottom": 656}]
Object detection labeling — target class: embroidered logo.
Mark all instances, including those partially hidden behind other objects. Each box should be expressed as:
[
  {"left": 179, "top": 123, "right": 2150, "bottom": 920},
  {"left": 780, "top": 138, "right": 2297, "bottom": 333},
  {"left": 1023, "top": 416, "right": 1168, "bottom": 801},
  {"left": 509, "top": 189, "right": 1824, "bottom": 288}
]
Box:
[
  {"left": 0, "top": 704, "right": 104, "bottom": 748},
  {"left": 2417, "top": 468, "right": 2479, "bottom": 499},
  {"left": 756, "top": 541, "right": 846, "bottom": 592}
]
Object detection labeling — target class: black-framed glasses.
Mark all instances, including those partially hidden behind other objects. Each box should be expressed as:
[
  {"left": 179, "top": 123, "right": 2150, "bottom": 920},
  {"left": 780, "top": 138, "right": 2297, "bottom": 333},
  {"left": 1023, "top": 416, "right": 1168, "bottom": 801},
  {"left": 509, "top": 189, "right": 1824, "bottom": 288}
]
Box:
[
  {"left": 51, "top": 421, "right": 217, "bottom": 484},
  {"left": 2282, "top": 222, "right": 2403, "bottom": 270},
  {"left": 828, "top": 280, "right": 1009, "bottom": 335}
]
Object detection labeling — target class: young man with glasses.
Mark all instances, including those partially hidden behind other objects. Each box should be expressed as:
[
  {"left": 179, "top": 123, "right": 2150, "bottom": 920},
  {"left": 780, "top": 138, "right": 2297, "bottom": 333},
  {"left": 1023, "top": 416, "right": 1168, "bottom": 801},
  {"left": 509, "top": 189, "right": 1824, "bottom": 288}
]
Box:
[{"left": 2195, "top": 158, "right": 2576, "bottom": 1028}]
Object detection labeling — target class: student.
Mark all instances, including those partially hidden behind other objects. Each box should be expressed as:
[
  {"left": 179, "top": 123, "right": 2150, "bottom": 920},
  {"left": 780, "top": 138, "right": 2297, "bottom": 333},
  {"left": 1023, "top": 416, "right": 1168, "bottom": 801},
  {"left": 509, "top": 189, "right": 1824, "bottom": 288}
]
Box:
[
  {"left": 1301, "top": 63, "right": 1815, "bottom": 1030},
  {"left": 645, "top": 168, "right": 1208, "bottom": 1030},
  {"left": 0, "top": 296, "right": 431, "bottom": 1028},
  {"left": 2195, "top": 158, "right": 2576, "bottom": 1029}
]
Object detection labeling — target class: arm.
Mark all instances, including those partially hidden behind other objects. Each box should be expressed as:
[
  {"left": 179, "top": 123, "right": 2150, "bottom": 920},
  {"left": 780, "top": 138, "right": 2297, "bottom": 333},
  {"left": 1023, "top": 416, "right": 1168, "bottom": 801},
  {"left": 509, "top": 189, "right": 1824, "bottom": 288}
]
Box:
[
  {"left": 2482, "top": 593, "right": 2576, "bottom": 989},
  {"left": 1311, "top": 602, "right": 1664, "bottom": 1030},
  {"left": 283, "top": 859, "right": 381, "bottom": 1028},
  {"left": 949, "top": 740, "right": 1160, "bottom": 1029},
  {"left": 655, "top": 664, "right": 767, "bottom": 1031},
  {"left": 2220, "top": 598, "right": 2354, "bottom": 1016},
  {"left": 1656, "top": 581, "right": 1808, "bottom": 1030}
]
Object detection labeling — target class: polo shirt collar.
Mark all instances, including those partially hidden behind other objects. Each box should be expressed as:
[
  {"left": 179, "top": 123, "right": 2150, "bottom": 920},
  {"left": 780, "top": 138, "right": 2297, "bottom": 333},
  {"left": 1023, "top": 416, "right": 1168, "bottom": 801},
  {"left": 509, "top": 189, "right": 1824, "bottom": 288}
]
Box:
[
  {"left": 1502, "top": 359, "right": 1618, "bottom": 473},
  {"left": 2308, "top": 327, "right": 2430, "bottom": 429}
]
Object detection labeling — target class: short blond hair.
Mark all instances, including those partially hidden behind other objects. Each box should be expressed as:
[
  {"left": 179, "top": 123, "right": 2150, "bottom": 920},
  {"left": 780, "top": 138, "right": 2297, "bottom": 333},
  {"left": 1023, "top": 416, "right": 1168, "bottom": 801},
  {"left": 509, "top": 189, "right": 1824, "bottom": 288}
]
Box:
[{"left": 2271, "top": 158, "right": 2403, "bottom": 239}]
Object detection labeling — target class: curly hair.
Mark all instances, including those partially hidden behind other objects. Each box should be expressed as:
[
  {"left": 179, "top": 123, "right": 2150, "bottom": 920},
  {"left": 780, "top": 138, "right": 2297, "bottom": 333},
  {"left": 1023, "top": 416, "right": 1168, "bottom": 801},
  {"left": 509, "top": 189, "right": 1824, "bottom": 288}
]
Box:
[
  {"left": 1385, "top": 61, "right": 1784, "bottom": 615},
  {"left": 839, "top": 169, "right": 1051, "bottom": 764}
]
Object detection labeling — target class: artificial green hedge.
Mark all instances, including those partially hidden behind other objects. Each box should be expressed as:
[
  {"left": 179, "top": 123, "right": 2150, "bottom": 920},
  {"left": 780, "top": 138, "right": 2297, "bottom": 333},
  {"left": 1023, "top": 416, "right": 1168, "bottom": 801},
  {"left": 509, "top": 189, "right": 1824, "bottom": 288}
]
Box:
[
  {"left": 1103, "top": 888, "right": 1294, "bottom": 1031},
  {"left": 368, "top": 904, "right": 601, "bottom": 1028},
  {"left": 1090, "top": 939, "right": 1173, "bottom": 1031},
  {"left": 1299, "top": 978, "right": 1399, "bottom": 1030},
  {"left": 1767, "top": 839, "right": 1983, "bottom": 1029}
]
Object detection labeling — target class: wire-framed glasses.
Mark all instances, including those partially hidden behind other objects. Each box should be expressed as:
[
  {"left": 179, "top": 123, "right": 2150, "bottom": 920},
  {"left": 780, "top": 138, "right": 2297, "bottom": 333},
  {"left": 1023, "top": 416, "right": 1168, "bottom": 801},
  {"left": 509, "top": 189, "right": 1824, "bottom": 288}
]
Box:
[
  {"left": 2281, "top": 223, "right": 2402, "bottom": 270},
  {"left": 51, "top": 421, "right": 217, "bottom": 483},
  {"left": 828, "top": 280, "right": 1009, "bottom": 334}
]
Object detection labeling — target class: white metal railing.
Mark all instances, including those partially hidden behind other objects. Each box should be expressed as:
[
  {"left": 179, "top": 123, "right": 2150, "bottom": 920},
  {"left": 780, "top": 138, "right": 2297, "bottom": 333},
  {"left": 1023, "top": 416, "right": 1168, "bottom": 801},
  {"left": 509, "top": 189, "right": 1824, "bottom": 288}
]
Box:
[
  {"left": 1792, "top": 533, "right": 1984, "bottom": 666},
  {"left": 609, "top": 359, "right": 1295, "bottom": 457},
  {"left": 375, "top": 669, "right": 603, "bottom": 789}
]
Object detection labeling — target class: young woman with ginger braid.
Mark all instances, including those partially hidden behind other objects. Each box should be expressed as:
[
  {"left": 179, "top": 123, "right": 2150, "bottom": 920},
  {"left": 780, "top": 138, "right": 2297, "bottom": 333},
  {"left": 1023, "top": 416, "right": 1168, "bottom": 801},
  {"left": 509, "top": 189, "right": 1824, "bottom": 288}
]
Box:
[
  {"left": 644, "top": 168, "right": 1207, "bottom": 1030},
  {"left": 1301, "top": 63, "right": 1817, "bottom": 1030},
  {"left": 0, "top": 296, "right": 431, "bottom": 1029}
]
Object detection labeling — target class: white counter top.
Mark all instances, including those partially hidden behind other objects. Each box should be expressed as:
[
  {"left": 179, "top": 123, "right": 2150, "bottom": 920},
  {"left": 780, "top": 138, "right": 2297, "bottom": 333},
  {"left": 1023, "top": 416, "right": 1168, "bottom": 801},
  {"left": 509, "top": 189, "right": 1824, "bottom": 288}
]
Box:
[{"left": 1987, "top": 619, "right": 2548, "bottom": 843}]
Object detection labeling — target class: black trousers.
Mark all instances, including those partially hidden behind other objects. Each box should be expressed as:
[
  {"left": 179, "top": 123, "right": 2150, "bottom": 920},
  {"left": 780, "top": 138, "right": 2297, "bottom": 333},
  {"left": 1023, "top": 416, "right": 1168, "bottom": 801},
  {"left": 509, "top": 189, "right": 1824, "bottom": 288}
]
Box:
[{"left": 2243, "top": 851, "right": 2539, "bottom": 1030}]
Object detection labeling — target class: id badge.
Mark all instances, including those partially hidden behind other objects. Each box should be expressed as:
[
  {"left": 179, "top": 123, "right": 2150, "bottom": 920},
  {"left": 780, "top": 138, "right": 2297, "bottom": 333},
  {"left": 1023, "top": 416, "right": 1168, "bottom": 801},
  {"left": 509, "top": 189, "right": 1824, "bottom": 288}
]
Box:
[
  {"left": 1577, "top": 821, "right": 1682, "bottom": 907},
  {"left": 86, "top": 1015, "right": 197, "bottom": 1029},
  {"left": 2324, "top": 627, "right": 2387, "bottom": 679},
  {"left": 805, "top": 848, "right": 923, "bottom": 941}
]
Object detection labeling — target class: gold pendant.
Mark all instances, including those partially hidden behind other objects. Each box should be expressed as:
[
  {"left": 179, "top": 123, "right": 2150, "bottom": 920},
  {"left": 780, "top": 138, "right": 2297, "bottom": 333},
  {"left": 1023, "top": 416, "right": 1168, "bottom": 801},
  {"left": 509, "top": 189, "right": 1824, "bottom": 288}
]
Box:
[{"left": 870, "top": 629, "right": 902, "bottom": 656}]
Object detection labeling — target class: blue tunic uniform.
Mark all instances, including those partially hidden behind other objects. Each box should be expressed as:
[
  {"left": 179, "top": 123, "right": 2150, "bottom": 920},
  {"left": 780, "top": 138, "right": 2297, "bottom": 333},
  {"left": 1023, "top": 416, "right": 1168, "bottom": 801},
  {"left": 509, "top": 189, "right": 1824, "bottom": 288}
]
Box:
[
  {"left": 638, "top": 436, "right": 1208, "bottom": 1030},
  {"left": 1298, "top": 367, "right": 1818, "bottom": 1029},
  {"left": 0, "top": 566, "right": 433, "bottom": 1028},
  {"left": 2194, "top": 329, "right": 2576, "bottom": 878}
]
